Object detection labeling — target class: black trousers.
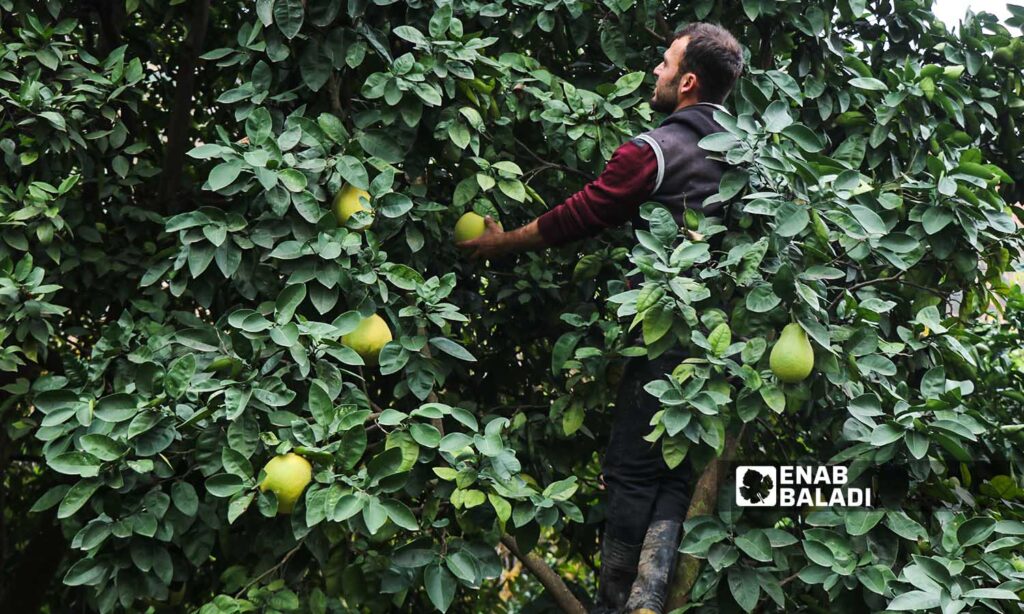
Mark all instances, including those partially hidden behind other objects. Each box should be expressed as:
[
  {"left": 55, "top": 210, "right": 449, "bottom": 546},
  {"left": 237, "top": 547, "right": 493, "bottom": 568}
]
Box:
[{"left": 601, "top": 349, "right": 694, "bottom": 545}]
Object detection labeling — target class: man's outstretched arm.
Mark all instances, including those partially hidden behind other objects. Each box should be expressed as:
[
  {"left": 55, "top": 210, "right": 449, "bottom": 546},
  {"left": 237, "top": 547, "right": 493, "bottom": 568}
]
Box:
[
  {"left": 458, "top": 216, "right": 546, "bottom": 260},
  {"left": 456, "top": 139, "right": 658, "bottom": 259}
]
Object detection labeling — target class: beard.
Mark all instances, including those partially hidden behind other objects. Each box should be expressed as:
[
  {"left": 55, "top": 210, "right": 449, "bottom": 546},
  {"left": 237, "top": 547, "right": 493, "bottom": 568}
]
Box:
[{"left": 650, "top": 78, "right": 680, "bottom": 113}]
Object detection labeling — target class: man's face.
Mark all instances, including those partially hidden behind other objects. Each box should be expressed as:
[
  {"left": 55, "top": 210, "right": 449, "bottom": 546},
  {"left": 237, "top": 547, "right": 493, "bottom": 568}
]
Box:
[{"left": 651, "top": 36, "right": 695, "bottom": 113}]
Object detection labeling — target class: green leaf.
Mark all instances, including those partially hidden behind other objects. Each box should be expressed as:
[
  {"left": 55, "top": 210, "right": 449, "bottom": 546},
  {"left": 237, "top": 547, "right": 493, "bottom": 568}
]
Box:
[
  {"left": 661, "top": 434, "right": 689, "bottom": 468},
  {"left": 728, "top": 567, "right": 760, "bottom": 612},
  {"left": 274, "top": 0, "right": 304, "bottom": 38},
  {"left": 850, "top": 77, "right": 888, "bottom": 91},
  {"left": 844, "top": 510, "right": 885, "bottom": 535},
  {"left": 746, "top": 284, "right": 781, "bottom": 313},
  {"left": 734, "top": 529, "right": 773, "bottom": 562},
  {"left": 80, "top": 434, "right": 128, "bottom": 461},
  {"left": 394, "top": 25, "right": 428, "bottom": 46},
  {"left": 38, "top": 111, "right": 66, "bottom": 131},
  {"left": 424, "top": 562, "right": 457, "bottom": 612},
  {"left": 542, "top": 477, "right": 579, "bottom": 501},
  {"left": 707, "top": 323, "right": 732, "bottom": 357},
  {"left": 781, "top": 124, "right": 824, "bottom": 152},
  {"left": 870, "top": 423, "right": 904, "bottom": 446},
  {"left": 332, "top": 494, "right": 364, "bottom": 522},
  {"left": 64, "top": 558, "right": 105, "bottom": 586},
  {"left": 551, "top": 332, "right": 583, "bottom": 375},
  {"left": 49, "top": 452, "right": 101, "bottom": 477},
  {"left": 363, "top": 497, "right": 388, "bottom": 534},
  {"left": 763, "top": 100, "right": 793, "bottom": 133},
  {"left": 885, "top": 512, "right": 927, "bottom": 540},
  {"left": 759, "top": 385, "right": 785, "bottom": 413},
  {"left": 379, "top": 192, "right": 414, "bottom": 218},
  {"left": 165, "top": 354, "right": 196, "bottom": 399},
  {"left": 278, "top": 169, "right": 308, "bottom": 192},
  {"left": 336, "top": 155, "right": 368, "bottom": 189},
  {"left": 497, "top": 179, "right": 526, "bottom": 202},
  {"left": 300, "top": 40, "right": 330, "bottom": 91},
  {"left": 963, "top": 588, "right": 1019, "bottom": 600},
  {"left": 172, "top": 482, "right": 199, "bottom": 516},
  {"left": 410, "top": 422, "right": 442, "bottom": 448},
  {"left": 384, "top": 264, "right": 425, "bottom": 291},
  {"left": 208, "top": 160, "right": 243, "bottom": 191},
  {"left": 887, "top": 591, "right": 940, "bottom": 610},
  {"left": 228, "top": 491, "right": 255, "bottom": 523},
  {"left": 642, "top": 303, "right": 673, "bottom": 346},
  {"left": 613, "top": 71, "right": 645, "bottom": 96},
  {"left": 774, "top": 203, "right": 810, "bottom": 237},
  {"left": 30, "top": 485, "right": 71, "bottom": 513},
  {"left": 562, "top": 403, "right": 584, "bottom": 436},
  {"left": 957, "top": 517, "right": 996, "bottom": 547},
  {"left": 275, "top": 283, "right": 306, "bottom": 323},
  {"left": 383, "top": 499, "right": 419, "bottom": 530},
  {"left": 309, "top": 382, "right": 335, "bottom": 428},
  {"left": 206, "top": 473, "right": 246, "bottom": 497},
  {"left": 188, "top": 143, "right": 232, "bottom": 159},
  {"left": 93, "top": 393, "right": 137, "bottom": 422},
  {"left": 429, "top": 337, "right": 476, "bottom": 362},
  {"left": 58, "top": 480, "right": 101, "bottom": 518}
]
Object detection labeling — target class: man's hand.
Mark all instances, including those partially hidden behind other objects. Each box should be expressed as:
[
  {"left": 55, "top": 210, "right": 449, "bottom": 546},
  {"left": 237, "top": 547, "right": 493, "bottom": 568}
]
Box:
[{"left": 456, "top": 216, "right": 508, "bottom": 260}]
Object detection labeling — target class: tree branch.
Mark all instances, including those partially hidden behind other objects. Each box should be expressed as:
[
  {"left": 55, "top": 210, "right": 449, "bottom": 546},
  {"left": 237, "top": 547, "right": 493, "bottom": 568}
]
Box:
[
  {"left": 417, "top": 325, "right": 445, "bottom": 437},
  {"left": 499, "top": 534, "right": 587, "bottom": 614},
  {"left": 159, "top": 0, "right": 212, "bottom": 213},
  {"left": 480, "top": 132, "right": 596, "bottom": 183},
  {"left": 234, "top": 541, "right": 304, "bottom": 598},
  {"left": 827, "top": 272, "right": 905, "bottom": 312},
  {"left": 664, "top": 425, "right": 746, "bottom": 610},
  {"left": 327, "top": 72, "right": 343, "bottom": 116}
]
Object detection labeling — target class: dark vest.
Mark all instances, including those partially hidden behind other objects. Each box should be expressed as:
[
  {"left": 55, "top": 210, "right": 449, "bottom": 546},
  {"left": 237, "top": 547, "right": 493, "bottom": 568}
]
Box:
[
  {"left": 630, "top": 102, "right": 729, "bottom": 232},
  {"left": 625, "top": 103, "right": 729, "bottom": 292}
]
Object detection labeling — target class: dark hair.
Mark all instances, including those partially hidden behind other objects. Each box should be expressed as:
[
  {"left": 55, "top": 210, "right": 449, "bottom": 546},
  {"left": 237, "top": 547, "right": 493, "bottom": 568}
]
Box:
[{"left": 672, "top": 23, "right": 744, "bottom": 104}]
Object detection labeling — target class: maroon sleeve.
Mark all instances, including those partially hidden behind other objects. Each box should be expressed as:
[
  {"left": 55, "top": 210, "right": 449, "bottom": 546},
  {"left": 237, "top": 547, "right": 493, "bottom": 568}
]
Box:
[{"left": 536, "top": 140, "right": 658, "bottom": 247}]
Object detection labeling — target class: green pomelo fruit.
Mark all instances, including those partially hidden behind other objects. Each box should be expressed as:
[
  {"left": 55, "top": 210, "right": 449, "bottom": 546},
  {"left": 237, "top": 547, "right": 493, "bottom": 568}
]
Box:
[
  {"left": 454, "top": 212, "right": 486, "bottom": 242},
  {"left": 260, "top": 453, "right": 312, "bottom": 514},
  {"left": 332, "top": 184, "right": 372, "bottom": 229},
  {"left": 342, "top": 314, "right": 393, "bottom": 366},
  {"left": 769, "top": 323, "right": 814, "bottom": 383}
]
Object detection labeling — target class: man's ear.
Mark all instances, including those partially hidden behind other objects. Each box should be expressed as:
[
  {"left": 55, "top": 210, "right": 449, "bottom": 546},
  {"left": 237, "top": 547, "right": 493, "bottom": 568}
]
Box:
[{"left": 678, "top": 72, "right": 699, "bottom": 98}]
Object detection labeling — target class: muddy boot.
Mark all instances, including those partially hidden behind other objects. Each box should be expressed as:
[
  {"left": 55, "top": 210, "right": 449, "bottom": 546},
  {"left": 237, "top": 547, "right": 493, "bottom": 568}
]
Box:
[
  {"left": 591, "top": 535, "right": 642, "bottom": 614},
  {"left": 623, "top": 519, "right": 683, "bottom": 613}
]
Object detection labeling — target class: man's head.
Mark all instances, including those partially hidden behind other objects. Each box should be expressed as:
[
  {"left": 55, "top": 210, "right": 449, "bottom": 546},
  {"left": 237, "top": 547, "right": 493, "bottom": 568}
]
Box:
[{"left": 651, "top": 23, "right": 744, "bottom": 113}]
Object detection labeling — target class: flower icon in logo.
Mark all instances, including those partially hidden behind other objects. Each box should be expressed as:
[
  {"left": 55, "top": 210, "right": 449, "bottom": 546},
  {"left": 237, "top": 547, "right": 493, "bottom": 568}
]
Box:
[{"left": 736, "top": 466, "right": 777, "bottom": 506}]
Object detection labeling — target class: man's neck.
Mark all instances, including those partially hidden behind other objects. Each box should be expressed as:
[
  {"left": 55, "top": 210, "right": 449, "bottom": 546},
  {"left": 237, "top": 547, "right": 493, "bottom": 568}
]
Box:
[{"left": 672, "top": 97, "right": 703, "bottom": 113}]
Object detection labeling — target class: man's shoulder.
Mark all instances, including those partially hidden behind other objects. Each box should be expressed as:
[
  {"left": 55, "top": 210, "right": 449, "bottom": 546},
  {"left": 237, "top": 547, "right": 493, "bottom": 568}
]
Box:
[{"left": 629, "top": 136, "right": 652, "bottom": 149}]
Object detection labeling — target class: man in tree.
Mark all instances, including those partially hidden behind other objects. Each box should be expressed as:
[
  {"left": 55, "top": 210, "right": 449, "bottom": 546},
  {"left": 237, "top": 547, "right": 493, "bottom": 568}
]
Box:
[{"left": 459, "top": 23, "right": 744, "bottom": 614}]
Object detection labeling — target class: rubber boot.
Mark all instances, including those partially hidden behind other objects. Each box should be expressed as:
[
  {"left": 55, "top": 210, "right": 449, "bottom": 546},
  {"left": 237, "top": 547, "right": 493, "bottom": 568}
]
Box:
[
  {"left": 623, "top": 519, "right": 683, "bottom": 613},
  {"left": 591, "top": 535, "right": 642, "bottom": 614}
]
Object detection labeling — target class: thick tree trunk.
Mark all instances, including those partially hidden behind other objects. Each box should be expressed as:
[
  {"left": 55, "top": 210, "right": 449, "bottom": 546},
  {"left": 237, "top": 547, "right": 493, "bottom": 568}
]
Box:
[
  {"left": 159, "top": 0, "right": 212, "bottom": 213},
  {"left": 0, "top": 520, "right": 67, "bottom": 613},
  {"left": 663, "top": 427, "right": 745, "bottom": 611}
]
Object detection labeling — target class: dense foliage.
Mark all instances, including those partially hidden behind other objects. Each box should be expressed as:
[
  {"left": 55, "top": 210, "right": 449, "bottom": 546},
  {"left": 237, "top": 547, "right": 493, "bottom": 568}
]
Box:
[{"left": 3, "top": 0, "right": 1024, "bottom": 612}]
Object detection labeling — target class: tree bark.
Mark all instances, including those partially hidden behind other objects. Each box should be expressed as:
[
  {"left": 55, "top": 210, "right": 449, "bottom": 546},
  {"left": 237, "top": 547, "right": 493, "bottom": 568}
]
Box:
[
  {"left": 159, "top": 0, "right": 212, "bottom": 213},
  {"left": 0, "top": 520, "right": 68, "bottom": 613},
  {"left": 500, "top": 534, "right": 587, "bottom": 614},
  {"left": 663, "top": 426, "right": 745, "bottom": 611},
  {"left": 94, "top": 0, "right": 125, "bottom": 56}
]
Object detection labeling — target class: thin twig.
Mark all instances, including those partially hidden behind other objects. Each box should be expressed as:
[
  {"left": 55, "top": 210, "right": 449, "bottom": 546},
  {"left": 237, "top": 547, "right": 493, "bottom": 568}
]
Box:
[
  {"left": 358, "top": 368, "right": 384, "bottom": 414},
  {"left": 234, "top": 541, "right": 304, "bottom": 598},
  {"left": 480, "top": 131, "right": 595, "bottom": 182},
  {"left": 827, "top": 272, "right": 906, "bottom": 312}
]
